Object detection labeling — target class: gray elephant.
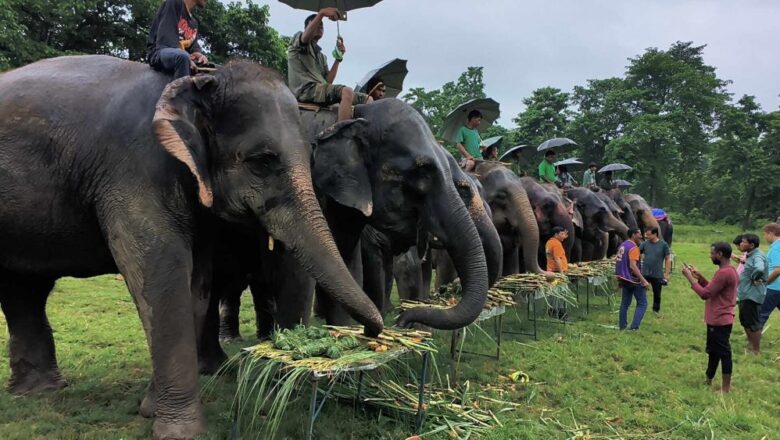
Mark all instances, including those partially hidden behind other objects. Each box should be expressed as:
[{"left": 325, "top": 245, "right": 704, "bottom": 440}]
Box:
[
  {"left": 565, "top": 188, "right": 629, "bottom": 261},
  {"left": 519, "top": 177, "right": 576, "bottom": 264},
  {"left": 625, "top": 194, "right": 661, "bottom": 235},
  {"left": 218, "top": 99, "right": 492, "bottom": 335},
  {"left": 474, "top": 162, "right": 545, "bottom": 276},
  {"left": 0, "top": 56, "right": 383, "bottom": 439}
]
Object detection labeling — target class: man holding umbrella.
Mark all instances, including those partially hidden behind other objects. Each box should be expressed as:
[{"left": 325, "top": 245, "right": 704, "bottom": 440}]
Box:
[
  {"left": 455, "top": 110, "right": 484, "bottom": 172},
  {"left": 582, "top": 162, "right": 598, "bottom": 189},
  {"left": 287, "top": 8, "right": 373, "bottom": 122}
]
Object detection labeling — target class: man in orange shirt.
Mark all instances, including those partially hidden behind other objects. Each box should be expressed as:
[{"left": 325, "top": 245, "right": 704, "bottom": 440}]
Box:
[
  {"left": 546, "top": 227, "right": 569, "bottom": 320},
  {"left": 546, "top": 227, "right": 569, "bottom": 273}
]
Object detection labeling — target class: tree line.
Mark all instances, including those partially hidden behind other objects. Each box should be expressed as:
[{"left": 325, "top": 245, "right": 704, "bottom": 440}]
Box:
[
  {"left": 1, "top": 4, "right": 777, "bottom": 228},
  {"left": 405, "top": 42, "right": 780, "bottom": 229}
]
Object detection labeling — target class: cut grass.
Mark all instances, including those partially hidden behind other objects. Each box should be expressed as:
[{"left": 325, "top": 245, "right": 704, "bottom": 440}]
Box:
[{"left": 0, "top": 224, "right": 778, "bottom": 439}]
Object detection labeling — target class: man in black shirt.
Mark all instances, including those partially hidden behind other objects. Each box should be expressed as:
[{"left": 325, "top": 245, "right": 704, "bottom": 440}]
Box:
[{"left": 147, "top": 0, "right": 208, "bottom": 79}]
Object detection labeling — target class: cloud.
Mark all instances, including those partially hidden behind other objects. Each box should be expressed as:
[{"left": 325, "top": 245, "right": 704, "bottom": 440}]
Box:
[{"left": 252, "top": 0, "right": 780, "bottom": 125}]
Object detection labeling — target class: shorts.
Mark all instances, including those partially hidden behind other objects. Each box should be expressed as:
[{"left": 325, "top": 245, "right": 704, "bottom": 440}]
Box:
[
  {"left": 296, "top": 83, "right": 369, "bottom": 105},
  {"left": 706, "top": 324, "right": 732, "bottom": 356},
  {"left": 738, "top": 299, "right": 761, "bottom": 332}
]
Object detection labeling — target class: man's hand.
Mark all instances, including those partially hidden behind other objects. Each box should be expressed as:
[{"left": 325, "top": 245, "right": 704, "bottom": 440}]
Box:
[
  {"left": 191, "top": 52, "right": 208, "bottom": 65},
  {"left": 336, "top": 37, "right": 346, "bottom": 55},
  {"left": 319, "top": 7, "right": 341, "bottom": 20}
]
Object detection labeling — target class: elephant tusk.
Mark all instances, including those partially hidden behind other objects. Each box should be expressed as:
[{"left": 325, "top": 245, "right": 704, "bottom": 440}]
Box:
[{"left": 268, "top": 236, "right": 275, "bottom": 251}]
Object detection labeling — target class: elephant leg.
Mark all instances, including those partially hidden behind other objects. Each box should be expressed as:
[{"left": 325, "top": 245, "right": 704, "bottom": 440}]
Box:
[
  {"left": 382, "top": 258, "right": 394, "bottom": 313},
  {"left": 0, "top": 275, "right": 65, "bottom": 395},
  {"left": 502, "top": 244, "right": 520, "bottom": 275},
  {"left": 362, "top": 241, "right": 388, "bottom": 312},
  {"left": 191, "top": 241, "right": 226, "bottom": 376},
  {"left": 255, "top": 247, "right": 315, "bottom": 338},
  {"left": 420, "top": 255, "right": 433, "bottom": 301},
  {"left": 435, "top": 250, "right": 457, "bottom": 290},
  {"left": 106, "top": 223, "right": 206, "bottom": 440}
]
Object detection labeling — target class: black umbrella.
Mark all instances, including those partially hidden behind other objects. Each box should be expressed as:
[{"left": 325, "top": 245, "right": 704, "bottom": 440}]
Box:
[
  {"left": 498, "top": 144, "right": 531, "bottom": 162},
  {"left": 614, "top": 179, "right": 632, "bottom": 188},
  {"left": 553, "top": 158, "right": 584, "bottom": 168},
  {"left": 537, "top": 137, "right": 577, "bottom": 152},
  {"left": 441, "top": 98, "right": 501, "bottom": 144},
  {"left": 279, "top": 0, "right": 383, "bottom": 13},
  {"left": 356, "top": 58, "right": 408, "bottom": 98},
  {"left": 598, "top": 163, "right": 633, "bottom": 173}
]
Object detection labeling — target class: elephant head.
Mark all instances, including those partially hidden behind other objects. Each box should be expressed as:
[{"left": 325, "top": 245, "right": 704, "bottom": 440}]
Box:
[
  {"left": 444, "top": 153, "right": 503, "bottom": 286},
  {"left": 566, "top": 188, "right": 628, "bottom": 246},
  {"left": 519, "top": 177, "right": 575, "bottom": 257},
  {"left": 624, "top": 194, "right": 660, "bottom": 234},
  {"left": 310, "top": 99, "right": 488, "bottom": 330},
  {"left": 152, "top": 62, "right": 383, "bottom": 336},
  {"left": 475, "top": 162, "right": 544, "bottom": 275},
  {"left": 607, "top": 189, "right": 639, "bottom": 231}
]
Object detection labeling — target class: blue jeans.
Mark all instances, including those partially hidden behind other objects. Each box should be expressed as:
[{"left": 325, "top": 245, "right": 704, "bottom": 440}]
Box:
[
  {"left": 759, "top": 288, "right": 780, "bottom": 328},
  {"left": 619, "top": 282, "right": 647, "bottom": 330},
  {"left": 159, "top": 48, "right": 192, "bottom": 80}
]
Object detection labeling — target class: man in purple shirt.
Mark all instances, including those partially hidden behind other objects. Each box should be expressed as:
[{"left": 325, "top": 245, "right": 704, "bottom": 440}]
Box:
[{"left": 616, "top": 228, "right": 652, "bottom": 330}]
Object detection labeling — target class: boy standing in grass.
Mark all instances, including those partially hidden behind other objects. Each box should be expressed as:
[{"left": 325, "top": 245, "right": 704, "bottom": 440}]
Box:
[
  {"left": 736, "top": 234, "right": 767, "bottom": 354},
  {"left": 615, "top": 228, "right": 652, "bottom": 330},
  {"left": 682, "top": 242, "right": 738, "bottom": 393}
]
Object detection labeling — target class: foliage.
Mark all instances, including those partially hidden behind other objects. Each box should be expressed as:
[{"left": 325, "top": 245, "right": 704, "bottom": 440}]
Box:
[
  {"left": 403, "top": 66, "right": 486, "bottom": 146},
  {"left": 512, "top": 87, "right": 574, "bottom": 148},
  {"left": 0, "top": 0, "right": 287, "bottom": 74}
]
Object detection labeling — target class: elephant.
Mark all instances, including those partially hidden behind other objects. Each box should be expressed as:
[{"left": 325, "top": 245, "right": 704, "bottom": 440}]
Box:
[
  {"left": 653, "top": 210, "right": 674, "bottom": 247},
  {"left": 0, "top": 55, "right": 384, "bottom": 439},
  {"left": 519, "top": 177, "right": 576, "bottom": 264},
  {"left": 624, "top": 194, "right": 661, "bottom": 235},
  {"left": 474, "top": 161, "right": 545, "bottom": 276},
  {"left": 565, "top": 188, "right": 629, "bottom": 261},
  {"left": 217, "top": 99, "right": 492, "bottom": 335}
]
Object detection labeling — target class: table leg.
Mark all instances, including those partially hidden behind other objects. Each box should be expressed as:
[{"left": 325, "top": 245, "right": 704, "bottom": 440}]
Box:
[
  {"left": 354, "top": 370, "right": 365, "bottom": 413},
  {"left": 306, "top": 376, "right": 320, "bottom": 440},
  {"left": 415, "top": 352, "right": 430, "bottom": 433},
  {"left": 495, "top": 314, "right": 503, "bottom": 360}
]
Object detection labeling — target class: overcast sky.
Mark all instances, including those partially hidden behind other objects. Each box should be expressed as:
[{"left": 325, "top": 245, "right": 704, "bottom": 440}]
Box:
[{"left": 254, "top": 0, "right": 780, "bottom": 125}]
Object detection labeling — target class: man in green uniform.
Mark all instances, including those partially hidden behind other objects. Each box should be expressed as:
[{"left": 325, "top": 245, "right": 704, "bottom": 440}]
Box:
[
  {"left": 455, "top": 110, "right": 483, "bottom": 172},
  {"left": 538, "top": 150, "right": 557, "bottom": 184},
  {"left": 287, "top": 8, "right": 372, "bottom": 121}
]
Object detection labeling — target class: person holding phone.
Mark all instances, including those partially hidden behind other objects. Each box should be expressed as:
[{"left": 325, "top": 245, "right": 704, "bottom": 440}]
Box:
[
  {"left": 615, "top": 228, "right": 652, "bottom": 330},
  {"left": 287, "top": 8, "right": 373, "bottom": 122},
  {"left": 640, "top": 227, "right": 672, "bottom": 315},
  {"left": 681, "top": 243, "right": 738, "bottom": 393}
]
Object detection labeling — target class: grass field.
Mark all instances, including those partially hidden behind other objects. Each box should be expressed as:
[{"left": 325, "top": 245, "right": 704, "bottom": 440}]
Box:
[{"left": 1, "top": 224, "right": 778, "bottom": 439}]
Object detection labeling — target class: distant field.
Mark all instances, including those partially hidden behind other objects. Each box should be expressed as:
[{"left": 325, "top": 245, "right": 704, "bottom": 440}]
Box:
[{"left": 0, "top": 224, "right": 778, "bottom": 439}]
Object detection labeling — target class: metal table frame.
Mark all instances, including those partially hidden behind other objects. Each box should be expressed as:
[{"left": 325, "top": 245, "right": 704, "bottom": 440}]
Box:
[
  {"left": 449, "top": 306, "right": 505, "bottom": 379},
  {"left": 501, "top": 290, "right": 570, "bottom": 341}
]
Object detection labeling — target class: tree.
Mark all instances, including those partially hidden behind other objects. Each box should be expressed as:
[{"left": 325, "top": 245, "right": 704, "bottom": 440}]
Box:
[
  {"left": 403, "top": 66, "right": 486, "bottom": 137},
  {"left": 512, "top": 87, "right": 573, "bottom": 148}
]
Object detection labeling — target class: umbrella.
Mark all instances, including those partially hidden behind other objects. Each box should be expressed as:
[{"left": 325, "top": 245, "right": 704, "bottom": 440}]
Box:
[
  {"left": 537, "top": 137, "right": 577, "bottom": 152},
  {"left": 356, "top": 58, "right": 408, "bottom": 98},
  {"left": 598, "top": 163, "right": 633, "bottom": 173},
  {"left": 441, "top": 98, "right": 501, "bottom": 144},
  {"left": 278, "top": 0, "right": 383, "bottom": 13},
  {"left": 482, "top": 136, "right": 504, "bottom": 149},
  {"left": 554, "top": 158, "right": 584, "bottom": 168},
  {"left": 499, "top": 144, "right": 531, "bottom": 162},
  {"left": 614, "top": 179, "right": 632, "bottom": 188}
]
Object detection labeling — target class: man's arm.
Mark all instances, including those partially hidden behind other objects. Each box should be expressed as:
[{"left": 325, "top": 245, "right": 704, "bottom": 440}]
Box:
[
  {"left": 690, "top": 270, "right": 725, "bottom": 300},
  {"left": 547, "top": 249, "right": 561, "bottom": 272},
  {"left": 629, "top": 259, "right": 650, "bottom": 287},
  {"left": 301, "top": 8, "right": 340, "bottom": 44},
  {"left": 456, "top": 143, "right": 473, "bottom": 160},
  {"left": 155, "top": 0, "right": 181, "bottom": 49},
  {"left": 664, "top": 253, "right": 672, "bottom": 280},
  {"left": 768, "top": 267, "right": 780, "bottom": 284}
]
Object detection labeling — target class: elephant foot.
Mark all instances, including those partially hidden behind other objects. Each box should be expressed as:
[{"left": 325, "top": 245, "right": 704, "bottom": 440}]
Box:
[
  {"left": 8, "top": 364, "right": 67, "bottom": 395},
  {"left": 140, "top": 384, "right": 157, "bottom": 419},
  {"left": 152, "top": 409, "right": 207, "bottom": 440},
  {"left": 198, "top": 351, "right": 227, "bottom": 376},
  {"left": 218, "top": 334, "right": 243, "bottom": 344}
]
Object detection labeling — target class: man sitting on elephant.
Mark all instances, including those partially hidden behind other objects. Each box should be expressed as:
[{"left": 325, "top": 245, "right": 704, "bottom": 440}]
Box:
[
  {"left": 146, "top": 0, "right": 209, "bottom": 79},
  {"left": 288, "top": 8, "right": 373, "bottom": 121}
]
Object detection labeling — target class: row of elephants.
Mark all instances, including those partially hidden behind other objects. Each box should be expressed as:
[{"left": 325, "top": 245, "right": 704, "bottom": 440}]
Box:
[{"left": 0, "top": 56, "right": 671, "bottom": 439}]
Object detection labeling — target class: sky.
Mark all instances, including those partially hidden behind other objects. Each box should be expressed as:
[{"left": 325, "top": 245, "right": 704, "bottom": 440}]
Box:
[{"left": 251, "top": 0, "right": 780, "bottom": 125}]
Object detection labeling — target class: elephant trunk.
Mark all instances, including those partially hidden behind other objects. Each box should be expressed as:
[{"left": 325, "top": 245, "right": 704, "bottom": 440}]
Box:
[
  {"left": 266, "top": 163, "right": 383, "bottom": 336},
  {"left": 471, "top": 195, "right": 503, "bottom": 286},
  {"left": 509, "top": 184, "right": 544, "bottom": 273},
  {"left": 599, "top": 231, "right": 610, "bottom": 259},
  {"left": 397, "top": 186, "right": 488, "bottom": 330},
  {"left": 606, "top": 213, "right": 629, "bottom": 239}
]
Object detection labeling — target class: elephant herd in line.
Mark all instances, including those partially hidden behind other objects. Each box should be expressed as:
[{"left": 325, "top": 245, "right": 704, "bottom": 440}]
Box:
[{"left": 0, "top": 55, "right": 670, "bottom": 439}]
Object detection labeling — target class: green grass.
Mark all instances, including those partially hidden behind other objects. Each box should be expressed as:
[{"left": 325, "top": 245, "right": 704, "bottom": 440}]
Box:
[{"left": 1, "top": 224, "right": 778, "bottom": 439}]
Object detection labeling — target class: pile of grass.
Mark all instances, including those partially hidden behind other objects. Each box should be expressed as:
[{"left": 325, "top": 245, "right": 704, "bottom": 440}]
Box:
[
  {"left": 494, "top": 273, "right": 577, "bottom": 308},
  {"left": 398, "top": 281, "right": 517, "bottom": 313},
  {"left": 215, "top": 325, "right": 436, "bottom": 439}
]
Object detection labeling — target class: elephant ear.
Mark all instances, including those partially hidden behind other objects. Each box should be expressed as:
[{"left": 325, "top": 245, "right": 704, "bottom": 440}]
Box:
[
  {"left": 152, "top": 75, "right": 218, "bottom": 208},
  {"left": 312, "top": 119, "right": 373, "bottom": 217}
]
